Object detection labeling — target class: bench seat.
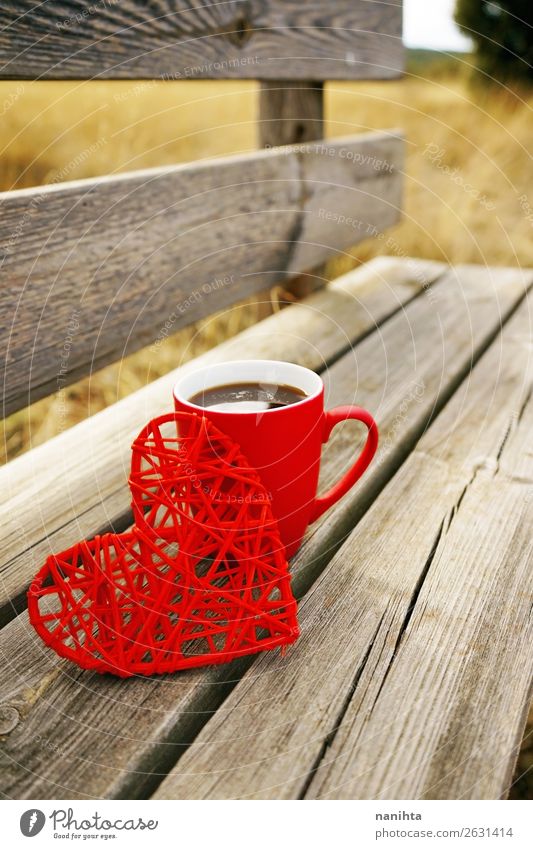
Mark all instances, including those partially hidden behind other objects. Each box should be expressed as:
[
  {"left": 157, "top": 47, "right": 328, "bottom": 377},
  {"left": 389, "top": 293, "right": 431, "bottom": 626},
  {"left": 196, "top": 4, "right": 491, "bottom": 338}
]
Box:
[{"left": 0, "top": 256, "right": 531, "bottom": 800}]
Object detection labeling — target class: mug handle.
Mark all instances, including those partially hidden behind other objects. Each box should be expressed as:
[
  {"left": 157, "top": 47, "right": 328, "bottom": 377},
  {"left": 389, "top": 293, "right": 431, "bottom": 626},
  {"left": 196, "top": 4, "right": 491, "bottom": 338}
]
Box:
[{"left": 309, "top": 406, "right": 378, "bottom": 523}]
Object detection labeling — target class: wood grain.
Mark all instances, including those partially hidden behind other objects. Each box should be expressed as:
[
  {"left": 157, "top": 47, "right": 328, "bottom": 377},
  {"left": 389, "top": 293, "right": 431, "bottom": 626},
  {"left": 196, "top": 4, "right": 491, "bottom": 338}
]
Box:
[
  {"left": 0, "top": 256, "right": 441, "bottom": 625},
  {"left": 155, "top": 284, "right": 533, "bottom": 800},
  {"left": 1, "top": 262, "right": 530, "bottom": 800},
  {"left": 0, "top": 132, "right": 403, "bottom": 415},
  {"left": 0, "top": 1, "right": 403, "bottom": 81}
]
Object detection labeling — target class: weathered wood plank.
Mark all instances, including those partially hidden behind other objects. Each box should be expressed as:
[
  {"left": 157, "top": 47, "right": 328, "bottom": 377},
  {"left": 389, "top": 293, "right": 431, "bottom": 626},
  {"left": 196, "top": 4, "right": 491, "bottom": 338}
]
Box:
[
  {"left": 0, "top": 1, "right": 403, "bottom": 81},
  {"left": 0, "top": 262, "right": 529, "bottom": 800},
  {"left": 0, "top": 257, "right": 440, "bottom": 624},
  {"left": 306, "top": 341, "right": 533, "bottom": 801},
  {"left": 289, "top": 266, "right": 532, "bottom": 591},
  {"left": 155, "top": 284, "right": 533, "bottom": 800},
  {"left": 0, "top": 132, "right": 403, "bottom": 415}
]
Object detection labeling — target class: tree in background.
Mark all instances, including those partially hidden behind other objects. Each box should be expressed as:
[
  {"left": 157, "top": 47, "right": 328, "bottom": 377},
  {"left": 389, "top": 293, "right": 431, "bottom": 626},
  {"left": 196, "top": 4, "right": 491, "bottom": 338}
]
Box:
[{"left": 455, "top": 1, "right": 532, "bottom": 82}]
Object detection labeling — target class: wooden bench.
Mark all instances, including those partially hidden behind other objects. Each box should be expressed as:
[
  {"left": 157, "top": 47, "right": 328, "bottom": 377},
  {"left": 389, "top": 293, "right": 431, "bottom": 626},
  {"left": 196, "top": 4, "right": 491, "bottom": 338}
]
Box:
[{"left": 1, "top": 1, "right": 532, "bottom": 800}]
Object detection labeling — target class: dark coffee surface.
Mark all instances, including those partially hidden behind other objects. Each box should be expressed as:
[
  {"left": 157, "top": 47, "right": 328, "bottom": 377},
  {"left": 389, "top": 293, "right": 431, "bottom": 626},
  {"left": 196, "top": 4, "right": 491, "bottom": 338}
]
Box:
[{"left": 189, "top": 381, "right": 307, "bottom": 412}]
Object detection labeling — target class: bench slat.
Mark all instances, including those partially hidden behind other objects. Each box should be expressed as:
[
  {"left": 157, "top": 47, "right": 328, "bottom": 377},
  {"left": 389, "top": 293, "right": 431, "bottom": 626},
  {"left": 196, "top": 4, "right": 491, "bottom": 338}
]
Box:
[
  {"left": 309, "top": 352, "right": 533, "bottom": 800},
  {"left": 0, "top": 132, "right": 403, "bottom": 415},
  {"left": 0, "top": 256, "right": 437, "bottom": 625},
  {"left": 155, "top": 281, "right": 533, "bottom": 800},
  {"left": 0, "top": 1, "right": 403, "bottom": 81},
  {"left": 0, "top": 262, "right": 529, "bottom": 800}
]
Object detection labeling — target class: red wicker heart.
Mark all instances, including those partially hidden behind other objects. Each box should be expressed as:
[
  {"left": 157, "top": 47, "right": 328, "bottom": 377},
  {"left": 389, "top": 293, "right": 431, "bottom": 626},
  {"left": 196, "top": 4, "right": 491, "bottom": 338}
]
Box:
[{"left": 28, "top": 412, "right": 299, "bottom": 677}]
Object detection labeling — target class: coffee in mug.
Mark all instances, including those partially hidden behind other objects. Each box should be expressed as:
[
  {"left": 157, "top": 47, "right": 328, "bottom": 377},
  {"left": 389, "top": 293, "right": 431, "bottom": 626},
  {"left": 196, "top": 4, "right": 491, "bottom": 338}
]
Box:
[
  {"left": 189, "top": 381, "right": 307, "bottom": 412},
  {"left": 174, "top": 360, "right": 378, "bottom": 558}
]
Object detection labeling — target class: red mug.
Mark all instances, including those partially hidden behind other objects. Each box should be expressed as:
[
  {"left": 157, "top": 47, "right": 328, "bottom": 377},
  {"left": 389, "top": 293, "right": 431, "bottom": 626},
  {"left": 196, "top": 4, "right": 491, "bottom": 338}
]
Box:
[{"left": 173, "top": 360, "right": 378, "bottom": 558}]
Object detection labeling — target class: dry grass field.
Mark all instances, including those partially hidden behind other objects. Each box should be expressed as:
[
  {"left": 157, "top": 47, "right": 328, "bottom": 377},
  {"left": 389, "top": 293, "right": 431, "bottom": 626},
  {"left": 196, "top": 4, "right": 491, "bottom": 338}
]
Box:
[
  {"left": 1, "top": 59, "right": 532, "bottom": 459},
  {"left": 1, "top": 56, "right": 532, "bottom": 796}
]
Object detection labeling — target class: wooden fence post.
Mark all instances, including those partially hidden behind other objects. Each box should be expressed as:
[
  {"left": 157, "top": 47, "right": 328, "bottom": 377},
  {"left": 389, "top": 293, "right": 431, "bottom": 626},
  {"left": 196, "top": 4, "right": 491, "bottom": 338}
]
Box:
[
  {"left": 258, "top": 80, "right": 324, "bottom": 148},
  {"left": 259, "top": 80, "right": 326, "bottom": 299}
]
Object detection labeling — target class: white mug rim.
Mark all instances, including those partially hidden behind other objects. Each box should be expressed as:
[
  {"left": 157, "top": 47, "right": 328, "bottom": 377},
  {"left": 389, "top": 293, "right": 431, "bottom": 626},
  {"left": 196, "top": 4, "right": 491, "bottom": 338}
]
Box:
[{"left": 173, "top": 359, "right": 323, "bottom": 416}]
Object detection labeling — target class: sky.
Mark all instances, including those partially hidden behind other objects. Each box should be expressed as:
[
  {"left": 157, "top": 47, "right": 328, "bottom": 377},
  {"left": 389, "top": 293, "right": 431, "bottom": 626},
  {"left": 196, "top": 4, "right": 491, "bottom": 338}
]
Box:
[{"left": 404, "top": 0, "right": 473, "bottom": 52}]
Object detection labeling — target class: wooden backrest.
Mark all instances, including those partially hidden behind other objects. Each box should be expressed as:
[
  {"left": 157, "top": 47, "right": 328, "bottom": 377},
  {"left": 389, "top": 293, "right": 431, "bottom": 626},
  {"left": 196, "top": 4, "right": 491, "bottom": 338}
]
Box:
[
  {"left": 0, "top": 1, "right": 403, "bottom": 80},
  {"left": 0, "top": 1, "right": 404, "bottom": 416}
]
